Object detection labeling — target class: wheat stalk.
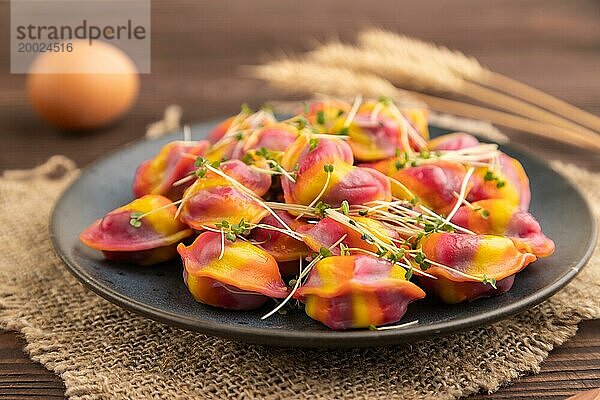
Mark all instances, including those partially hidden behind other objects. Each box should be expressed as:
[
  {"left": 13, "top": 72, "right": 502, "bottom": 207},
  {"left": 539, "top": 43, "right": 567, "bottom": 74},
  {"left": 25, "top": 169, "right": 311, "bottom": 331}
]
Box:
[
  {"left": 248, "top": 60, "right": 600, "bottom": 151},
  {"left": 308, "top": 41, "right": 598, "bottom": 141},
  {"left": 250, "top": 60, "right": 413, "bottom": 102},
  {"left": 359, "top": 29, "right": 600, "bottom": 134}
]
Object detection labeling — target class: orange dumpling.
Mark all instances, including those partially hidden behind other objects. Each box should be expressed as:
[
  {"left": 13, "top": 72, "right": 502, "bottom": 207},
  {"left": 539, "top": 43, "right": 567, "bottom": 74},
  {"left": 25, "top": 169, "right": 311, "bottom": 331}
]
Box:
[
  {"left": 294, "top": 255, "right": 425, "bottom": 330},
  {"left": 80, "top": 195, "right": 193, "bottom": 265},
  {"left": 416, "top": 232, "right": 536, "bottom": 303},
  {"left": 179, "top": 160, "right": 271, "bottom": 230},
  {"left": 178, "top": 232, "right": 288, "bottom": 310}
]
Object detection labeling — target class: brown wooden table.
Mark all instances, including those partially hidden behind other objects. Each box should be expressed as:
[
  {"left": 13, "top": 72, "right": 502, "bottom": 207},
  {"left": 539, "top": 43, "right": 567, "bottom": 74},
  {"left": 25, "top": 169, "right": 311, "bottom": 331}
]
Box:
[{"left": 1, "top": 1, "right": 599, "bottom": 398}]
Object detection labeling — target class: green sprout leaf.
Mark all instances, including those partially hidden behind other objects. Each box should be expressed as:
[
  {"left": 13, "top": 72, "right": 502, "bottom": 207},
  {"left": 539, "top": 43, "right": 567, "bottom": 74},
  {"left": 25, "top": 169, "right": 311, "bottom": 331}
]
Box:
[
  {"left": 129, "top": 212, "right": 143, "bottom": 228},
  {"left": 482, "top": 274, "right": 497, "bottom": 289},
  {"left": 341, "top": 200, "right": 350, "bottom": 216},
  {"left": 316, "top": 110, "right": 325, "bottom": 125},
  {"left": 319, "top": 246, "right": 333, "bottom": 258},
  {"left": 323, "top": 164, "right": 334, "bottom": 173}
]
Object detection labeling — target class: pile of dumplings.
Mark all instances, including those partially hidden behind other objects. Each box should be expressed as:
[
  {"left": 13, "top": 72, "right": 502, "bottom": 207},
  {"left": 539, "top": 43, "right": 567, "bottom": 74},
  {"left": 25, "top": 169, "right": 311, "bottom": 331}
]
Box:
[{"left": 80, "top": 98, "right": 554, "bottom": 330}]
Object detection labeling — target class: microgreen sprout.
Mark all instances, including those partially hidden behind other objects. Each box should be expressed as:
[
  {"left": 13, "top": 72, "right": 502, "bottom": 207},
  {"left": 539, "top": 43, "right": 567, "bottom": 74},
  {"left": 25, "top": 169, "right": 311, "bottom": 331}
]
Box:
[
  {"left": 483, "top": 169, "right": 506, "bottom": 188},
  {"left": 481, "top": 274, "right": 497, "bottom": 289},
  {"left": 261, "top": 234, "right": 347, "bottom": 320},
  {"left": 393, "top": 144, "right": 500, "bottom": 170},
  {"left": 319, "top": 246, "right": 333, "bottom": 258},
  {"left": 339, "top": 243, "right": 350, "bottom": 256},
  {"left": 129, "top": 199, "right": 183, "bottom": 228},
  {"left": 343, "top": 95, "right": 362, "bottom": 129},
  {"left": 188, "top": 156, "right": 295, "bottom": 234},
  {"left": 340, "top": 200, "right": 350, "bottom": 216},
  {"left": 129, "top": 212, "right": 143, "bottom": 228},
  {"left": 215, "top": 219, "right": 252, "bottom": 243},
  {"left": 316, "top": 110, "right": 325, "bottom": 125}
]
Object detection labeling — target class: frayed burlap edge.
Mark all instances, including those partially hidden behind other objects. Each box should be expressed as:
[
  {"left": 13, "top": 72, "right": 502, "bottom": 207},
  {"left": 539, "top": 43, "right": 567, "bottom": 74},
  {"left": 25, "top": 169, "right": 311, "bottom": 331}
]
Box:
[{"left": 0, "top": 119, "right": 598, "bottom": 400}]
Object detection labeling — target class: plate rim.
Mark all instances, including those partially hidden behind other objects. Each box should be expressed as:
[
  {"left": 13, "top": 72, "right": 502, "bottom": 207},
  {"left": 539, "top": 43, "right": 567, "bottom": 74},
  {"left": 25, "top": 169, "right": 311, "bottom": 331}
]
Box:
[{"left": 49, "top": 122, "right": 598, "bottom": 348}]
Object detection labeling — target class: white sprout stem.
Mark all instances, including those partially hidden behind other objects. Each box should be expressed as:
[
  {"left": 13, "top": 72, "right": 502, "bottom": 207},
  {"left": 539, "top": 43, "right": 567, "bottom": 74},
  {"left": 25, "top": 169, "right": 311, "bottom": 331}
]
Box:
[
  {"left": 175, "top": 178, "right": 198, "bottom": 219},
  {"left": 203, "top": 164, "right": 294, "bottom": 233},
  {"left": 325, "top": 209, "right": 484, "bottom": 282},
  {"left": 452, "top": 191, "right": 479, "bottom": 211},
  {"left": 307, "top": 171, "right": 331, "bottom": 209},
  {"left": 183, "top": 125, "right": 192, "bottom": 142},
  {"left": 387, "top": 102, "right": 429, "bottom": 150},
  {"left": 324, "top": 210, "right": 403, "bottom": 260},
  {"left": 131, "top": 199, "right": 183, "bottom": 221},
  {"left": 213, "top": 130, "right": 249, "bottom": 149},
  {"left": 266, "top": 160, "right": 297, "bottom": 183},
  {"left": 423, "top": 258, "right": 488, "bottom": 282},
  {"left": 400, "top": 117, "right": 415, "bottom": 158},
  {"left": 313, "top": 133, "right": 350, "bottom": 140},
  {"left": 173, "top": 173, "right": 196, "bottom": 187},
  {"left": 254, "top": 223, "right": 305, "bottom": 241},
  {"left": 441, "top": 167, "right": 475, "bottom": 226},
  {"left": 261, "top": 256, "right": 319, "bottom": 320},
  {"left": 329, "top": 234, "right": 348, "bottom": 251},
  {"left": 388, "top": 176, "right": 417, "bottom": 200},
  {"left": 218, "top": 228, "right": 226, "bottom": 260},
  {"left": 261, "top": 234, "right": 347, "bottom": 320},
  {"left": 296, "top": 170, "right": 332, "bottom": 220},
  {"left": 416, "top": 204, "right": 476, "bottom": 235},
  {"left": 200, "top": 225, "right": 221, "bottom": 233},
  {"left": 247, "top": 165, "right": 282, "bottom": 176},
  {"left": 343, "top": 247, "right": 436, "bottom": 280},
  {"left": 265, "top": 202, "right": 319, "bottom": 217},
  {"left": 344, "top": 95, "right": 363, "bottom": 128},
  {"left": 371, "top": 320, "right": 419, "bottom": 330},
  {"left": 370, "top": 101, "right": 384, "bottom": 122},
  {"left": 358, "top": 199, "right": 470, "bottom": 235}
]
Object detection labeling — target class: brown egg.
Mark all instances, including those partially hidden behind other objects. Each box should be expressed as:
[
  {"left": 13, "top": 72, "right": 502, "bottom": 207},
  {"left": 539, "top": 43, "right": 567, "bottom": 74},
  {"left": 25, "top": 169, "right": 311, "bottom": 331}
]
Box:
[{"left": 27, "top": 40, "right": 140, "bottom": 130}]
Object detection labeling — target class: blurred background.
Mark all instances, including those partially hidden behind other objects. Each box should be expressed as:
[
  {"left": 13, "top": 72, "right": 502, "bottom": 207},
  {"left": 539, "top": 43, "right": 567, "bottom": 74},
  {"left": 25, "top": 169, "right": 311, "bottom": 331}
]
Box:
[{"left": 1, "top": 0, "right": 599, "bottom": 171}]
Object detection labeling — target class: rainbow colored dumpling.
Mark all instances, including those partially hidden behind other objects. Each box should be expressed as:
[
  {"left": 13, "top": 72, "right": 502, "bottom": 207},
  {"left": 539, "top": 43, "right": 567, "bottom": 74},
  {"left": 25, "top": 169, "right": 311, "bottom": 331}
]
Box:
[
  {"left": 80, "top": 195, "right": 193, "bottom": 265},
  {"left": 132, "top": 140, "right": 210, "bottom": 200},
  {"left": 416, "top": 232, "right": 536, "bottom": 303},
  {"left": 280, "top": 135, "right": 392, "bottom": 208},
  {"left": 428, "top": 132, "right": 479, "bottom": 151},
  {"left": 303, "top": 99, "right": 350, "bottom": 134},
  {"left": 298, "top": 216, "right": 399, "bottom": 256},
  {"left": 468, "top": 154, "right": 530, "bottom": 210},
  {"left": 178, "top": 232, "right": 288, "bottom": 310},
  {"left": 304, "top": 99, "right": 429, "bottom": 162},
  {"left": 250, "top": 210, "right": 309, "bottom": 263},
  {"left": 230, "top": 122, "right": 299, "bottom": 160},
  {"left": 294, "top": 255, "right": 425, "bottom": 330},
  {"left": 363, "top": 159, "right": 468, "bottom": 215},
  {"left": 207, "top": 108, "right": 277, "bottom": 144},
  {"left": 179, "top": 159, "right": 271, "bottom": 230},
  {"left": 451, "top": 199, "right": 554, "bottom": 257},
  {"left": 428, "top": 133, "right": 531, "bottom": 210}
]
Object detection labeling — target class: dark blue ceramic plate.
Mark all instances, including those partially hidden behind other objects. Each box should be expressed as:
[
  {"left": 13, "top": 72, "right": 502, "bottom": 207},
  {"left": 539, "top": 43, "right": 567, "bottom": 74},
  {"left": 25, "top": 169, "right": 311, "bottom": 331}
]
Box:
[{"left": 50, "top": 121, "right": 597, "bottom": 348}]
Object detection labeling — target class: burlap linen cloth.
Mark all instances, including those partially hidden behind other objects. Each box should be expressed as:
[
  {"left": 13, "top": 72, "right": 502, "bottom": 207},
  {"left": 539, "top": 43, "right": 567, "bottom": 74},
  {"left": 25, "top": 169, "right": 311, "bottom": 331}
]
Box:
[{"left": 1, "top": 119, "right": 599, "bottom": 399}]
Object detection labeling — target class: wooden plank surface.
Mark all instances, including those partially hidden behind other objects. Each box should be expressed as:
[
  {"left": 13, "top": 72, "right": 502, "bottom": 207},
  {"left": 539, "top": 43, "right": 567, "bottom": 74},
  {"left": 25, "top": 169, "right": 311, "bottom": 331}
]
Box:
[{"left": 1, "top": 0, "right": 599, "bottom": 398}]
